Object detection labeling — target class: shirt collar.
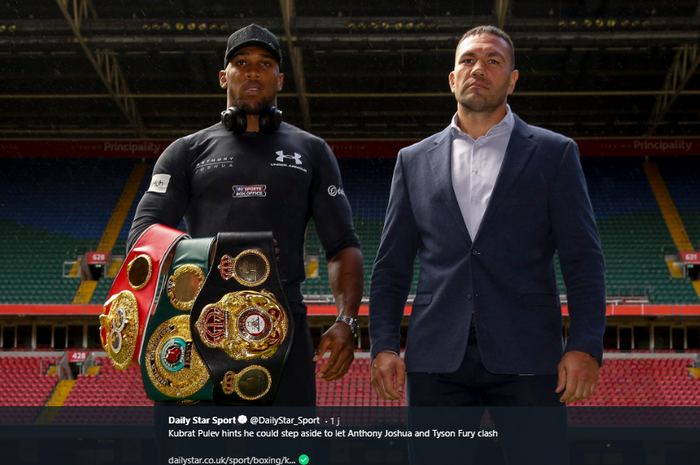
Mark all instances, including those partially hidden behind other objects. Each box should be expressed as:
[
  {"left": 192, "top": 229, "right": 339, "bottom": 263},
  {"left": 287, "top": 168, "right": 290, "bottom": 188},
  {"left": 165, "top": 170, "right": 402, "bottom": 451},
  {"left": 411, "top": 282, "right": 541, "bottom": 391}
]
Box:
[{"left": 450, "top": 104, "right": 514, "bottom": 140}]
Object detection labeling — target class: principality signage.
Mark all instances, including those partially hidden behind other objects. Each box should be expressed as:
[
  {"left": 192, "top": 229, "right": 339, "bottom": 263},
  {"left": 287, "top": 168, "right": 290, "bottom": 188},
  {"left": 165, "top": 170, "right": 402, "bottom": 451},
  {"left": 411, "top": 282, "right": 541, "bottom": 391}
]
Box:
[
  {"left": 327, "top": 141, "right": 415, "bottom": 158},
  {"left": 576, "top": 138, "right": 700, "bottom": 157},
  {"left": 327, "top": 138, "right": 700, "bottom": 157},
  {"left": 2, "top": 138, "right": 700, "bottom": 159},
  {"left": 0, "top": 140, "right": 170, "bottom": 158}
]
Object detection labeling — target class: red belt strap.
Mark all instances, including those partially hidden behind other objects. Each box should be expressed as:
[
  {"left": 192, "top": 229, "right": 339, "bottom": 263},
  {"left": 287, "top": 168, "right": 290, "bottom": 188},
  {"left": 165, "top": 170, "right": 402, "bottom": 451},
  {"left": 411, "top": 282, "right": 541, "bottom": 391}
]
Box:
[{"left": 100, "top": 224, "right": 188, "bottom": 370}]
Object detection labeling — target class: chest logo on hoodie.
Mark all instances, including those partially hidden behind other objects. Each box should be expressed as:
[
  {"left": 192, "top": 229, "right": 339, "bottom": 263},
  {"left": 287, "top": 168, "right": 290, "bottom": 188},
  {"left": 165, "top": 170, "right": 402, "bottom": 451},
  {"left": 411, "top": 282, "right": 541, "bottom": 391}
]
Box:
[
  {"left": 232, "top": 185, "right": 266, "bottom": 199},
  {"left": 271, "top": 151, "right": 307, "bottom": 173}
]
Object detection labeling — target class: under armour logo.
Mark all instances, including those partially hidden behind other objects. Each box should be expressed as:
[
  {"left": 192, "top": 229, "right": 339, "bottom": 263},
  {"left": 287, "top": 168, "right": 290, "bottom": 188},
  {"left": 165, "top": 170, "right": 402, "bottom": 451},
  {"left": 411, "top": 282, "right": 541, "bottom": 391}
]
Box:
[{"left": 275, "top": 151, "right": 303, "bottom": 165}]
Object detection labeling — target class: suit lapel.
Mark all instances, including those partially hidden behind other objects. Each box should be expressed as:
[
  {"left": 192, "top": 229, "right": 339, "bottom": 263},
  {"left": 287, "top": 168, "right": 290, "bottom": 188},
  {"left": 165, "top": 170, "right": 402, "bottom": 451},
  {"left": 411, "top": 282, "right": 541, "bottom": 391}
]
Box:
[
  {"left": 475, "top": 115, "right": 537, "bottom": 241},
  {"left": 426, "top": 126, "right": 472, "bottom": 244}
]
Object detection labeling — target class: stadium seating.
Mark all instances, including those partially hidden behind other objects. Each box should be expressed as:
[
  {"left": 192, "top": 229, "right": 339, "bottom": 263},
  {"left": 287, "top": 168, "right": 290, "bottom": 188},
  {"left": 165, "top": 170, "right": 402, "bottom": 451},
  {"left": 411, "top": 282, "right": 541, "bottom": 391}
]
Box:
[
  {"left": 0, "top": 220, "right": 85, "bottom": 303},
  {"left": 0, "top": 356, "right": 59, "bottom": 407},
  {"left": 316, "top": 357, "right": 405, "bottom": 407},
  {"left": 0, "top": 354, "right": 698, "bottom": 409},
  {"left": 0, "top": 157, "right": 149, "bottom": 304},
  {"left": 60, "top": 357, "right": 401, "bottom": 407},
  {"left": 318, "top": 356, "right": 700, "bottom": 407},
  {"left": 570, "top": 357, "right": 700, "bottom": 407},
  {"left": 62, "top": 362, "right": 152, "bottom": 407},
  {"left": 0, "top": 156, "right": 698, "bottom": 305},
  {"left": 555, "top": 158, "right": 699, "bottom": 303},
  {"left": 0, "top": 158, "right": 142, "bottom": 238},
  {"left": 658, "top": 157, "right": 700, "bottom": 247}
]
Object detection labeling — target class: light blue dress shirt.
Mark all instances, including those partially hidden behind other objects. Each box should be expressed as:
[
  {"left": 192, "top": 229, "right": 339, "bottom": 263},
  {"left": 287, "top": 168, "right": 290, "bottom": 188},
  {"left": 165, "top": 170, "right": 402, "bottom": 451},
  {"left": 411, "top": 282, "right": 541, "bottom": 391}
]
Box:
[{"left": 450, "top": 105, "right": 515, "bottom": 240}]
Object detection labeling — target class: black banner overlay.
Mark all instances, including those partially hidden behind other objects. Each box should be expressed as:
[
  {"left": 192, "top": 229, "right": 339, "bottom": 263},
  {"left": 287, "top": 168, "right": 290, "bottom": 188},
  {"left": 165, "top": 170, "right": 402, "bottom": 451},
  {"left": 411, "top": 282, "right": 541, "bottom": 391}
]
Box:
[{"left": 1, "top": 407, "right": 699, "bottom": 465}]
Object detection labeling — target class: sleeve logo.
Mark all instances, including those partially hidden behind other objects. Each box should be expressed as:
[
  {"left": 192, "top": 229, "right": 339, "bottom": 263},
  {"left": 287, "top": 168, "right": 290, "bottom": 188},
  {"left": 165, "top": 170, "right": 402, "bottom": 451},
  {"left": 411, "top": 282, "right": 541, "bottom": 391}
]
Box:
[
  {"left": 147, "top": 174, "right": 171, "bottom": 194},
  {"left": 327, "top": 185, "right": 345, "bottom": 197}
]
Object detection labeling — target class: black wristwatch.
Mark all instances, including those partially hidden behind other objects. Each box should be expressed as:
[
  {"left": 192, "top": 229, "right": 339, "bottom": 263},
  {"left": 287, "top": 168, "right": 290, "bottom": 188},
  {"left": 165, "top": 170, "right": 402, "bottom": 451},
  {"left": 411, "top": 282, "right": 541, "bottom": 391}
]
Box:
[{"left": 335, "top": 315, "right": 359, "bottom": 336}]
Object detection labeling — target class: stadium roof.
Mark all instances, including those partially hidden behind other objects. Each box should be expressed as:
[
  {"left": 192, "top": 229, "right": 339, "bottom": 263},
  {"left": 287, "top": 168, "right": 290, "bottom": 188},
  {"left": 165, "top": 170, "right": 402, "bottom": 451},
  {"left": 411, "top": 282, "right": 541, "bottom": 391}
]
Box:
[{"left": 1, "top": 0, "right": 699, "bottom": 141}]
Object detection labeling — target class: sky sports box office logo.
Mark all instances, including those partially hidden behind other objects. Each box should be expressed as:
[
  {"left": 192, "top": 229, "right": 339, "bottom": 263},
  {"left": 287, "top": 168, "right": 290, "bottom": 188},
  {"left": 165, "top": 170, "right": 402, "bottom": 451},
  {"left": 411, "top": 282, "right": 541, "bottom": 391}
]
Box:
[{"left": 233, "top": 185, "right": 267, "bottom": 198}]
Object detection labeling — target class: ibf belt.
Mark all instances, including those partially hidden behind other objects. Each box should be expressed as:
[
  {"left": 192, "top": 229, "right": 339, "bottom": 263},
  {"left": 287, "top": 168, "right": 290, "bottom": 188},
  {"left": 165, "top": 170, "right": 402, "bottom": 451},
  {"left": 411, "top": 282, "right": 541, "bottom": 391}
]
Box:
[
  {"left": 189, "top": 232, "right": 294, "bottom": 405},
  {"left": 140, "top": 237, "right": 215, "bottom": 401},
  {"left": 99, "top": 224, "right": 188, "bottom": 370}
]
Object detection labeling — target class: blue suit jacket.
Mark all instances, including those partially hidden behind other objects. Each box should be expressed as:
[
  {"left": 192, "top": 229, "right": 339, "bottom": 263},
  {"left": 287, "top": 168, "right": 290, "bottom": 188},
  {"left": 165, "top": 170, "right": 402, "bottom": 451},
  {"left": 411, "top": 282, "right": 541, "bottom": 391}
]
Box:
[{"left": 369, "top": 115, "right": 606, "bottom": 375}]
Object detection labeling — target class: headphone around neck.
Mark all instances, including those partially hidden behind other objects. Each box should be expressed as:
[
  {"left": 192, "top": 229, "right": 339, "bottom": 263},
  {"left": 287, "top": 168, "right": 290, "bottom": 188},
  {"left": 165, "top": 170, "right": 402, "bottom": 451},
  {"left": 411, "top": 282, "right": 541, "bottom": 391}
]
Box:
[{"left": 220, "top": 106, "right": 283, "bottom": 135}]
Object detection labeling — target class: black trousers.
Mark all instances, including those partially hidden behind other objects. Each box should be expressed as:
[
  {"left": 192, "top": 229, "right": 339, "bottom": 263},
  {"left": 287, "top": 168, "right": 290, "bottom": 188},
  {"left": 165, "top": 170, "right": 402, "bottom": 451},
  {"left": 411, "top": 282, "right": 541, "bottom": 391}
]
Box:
[
  {"left": 406, "top": 327, "right": 569, "bottom": 465},
  {"left": 272, "top": 307, "right": 316, "bottom": 406}
]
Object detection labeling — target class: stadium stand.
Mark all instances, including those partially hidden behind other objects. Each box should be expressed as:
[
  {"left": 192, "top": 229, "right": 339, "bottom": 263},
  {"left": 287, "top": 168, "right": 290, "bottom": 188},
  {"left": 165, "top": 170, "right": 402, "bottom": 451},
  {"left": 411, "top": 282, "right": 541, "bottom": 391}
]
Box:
[
  {"left": 659, "top": 156, "right": 700, "bottom": 248},
  {"left": 0, "top": 158, "right": 147, "bottom": 304},
  {"left": 1, "top": 156, "right": 699, "bottom": 305},
  {"left": 575, "top": 356, "right": 700, "bottom": 407},
  {"left": 0, "top": 356, "right": 59, "bottom": 407},
  {"left": 0, "top": 220, "right": 84, "bottom": 304},
  {"left": 1, "top": 155, "right": 700, "bottom": 410},
  {"left": 3, "top": 354, "right": 696, "bottom": 408},
  {"left": 88, "top": 236, "right": 128, "bottom": 305},
  {"left": 316, "top": 357, "right": 403, "bottom": 407},
  {"left": 0, "top": 158, "right": 137, "bottom": 238},
  {"left": 554, "top": 157, "right": 700, "bottom": 304},
  {"left": 63, "top": 362, "right": 152, "bottom": 407}
]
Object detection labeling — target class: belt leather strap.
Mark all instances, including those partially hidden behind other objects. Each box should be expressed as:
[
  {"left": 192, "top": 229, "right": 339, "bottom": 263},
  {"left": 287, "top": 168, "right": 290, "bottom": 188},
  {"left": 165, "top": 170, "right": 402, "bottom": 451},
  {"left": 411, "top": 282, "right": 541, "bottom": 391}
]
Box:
[
  {"left": 140, "top": 237, "right": 215, "bottom": 401},
  {"left": 190, "top": 232, "right": 294, "bottom": 405},
  {"left": 100, "top": 224, "right": 188, "bottom": 370}
]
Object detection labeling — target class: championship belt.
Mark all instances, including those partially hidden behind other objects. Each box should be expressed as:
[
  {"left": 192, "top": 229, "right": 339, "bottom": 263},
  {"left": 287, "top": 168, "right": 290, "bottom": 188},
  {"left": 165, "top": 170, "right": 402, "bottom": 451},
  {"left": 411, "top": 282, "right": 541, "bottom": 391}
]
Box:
[
  {"left": 140, "top": 237, "right": 215, "bottom": 402},
  {"left": 189, "top": 232, "right": 294, "bottom": 405},
  {"left": 99, "top": 224, "right": 188, "bottom": 370}
]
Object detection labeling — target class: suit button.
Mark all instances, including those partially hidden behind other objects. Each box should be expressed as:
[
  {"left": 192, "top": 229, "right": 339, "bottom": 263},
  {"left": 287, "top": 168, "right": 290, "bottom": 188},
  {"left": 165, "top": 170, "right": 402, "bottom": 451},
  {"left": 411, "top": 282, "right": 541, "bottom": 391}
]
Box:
[
  {"left": 471, "top": 250, "right": 478, "bottom": 256},
  {"left": 466, "top": 292, "right": 473, "bottom": 300}
]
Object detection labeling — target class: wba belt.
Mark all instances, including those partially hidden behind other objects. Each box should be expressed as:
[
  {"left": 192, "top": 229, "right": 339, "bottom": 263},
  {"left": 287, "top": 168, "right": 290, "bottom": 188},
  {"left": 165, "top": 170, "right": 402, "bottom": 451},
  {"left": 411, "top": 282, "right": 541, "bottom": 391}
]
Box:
[
  {"left": 189, "top": 232, "right": 294, "bottom": 405},
  {"left": 99, "top": 224, "right": 188, "bottom": 370},
  {"left": 140, "top": 237, "right": 215, "bottom": 402}
]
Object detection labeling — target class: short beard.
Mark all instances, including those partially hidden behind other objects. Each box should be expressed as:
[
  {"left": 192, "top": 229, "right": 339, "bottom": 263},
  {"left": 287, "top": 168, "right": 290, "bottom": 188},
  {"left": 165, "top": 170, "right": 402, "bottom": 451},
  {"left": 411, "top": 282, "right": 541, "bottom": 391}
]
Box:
[
  {"left": 455, "top": 83, "right": 510, "bottom": 114},
  {"left": 456, "top": 93, "right": 504, "bottom": 114},
  {"left": 235, "top": 96, "right": 275, "bottom": 115}
]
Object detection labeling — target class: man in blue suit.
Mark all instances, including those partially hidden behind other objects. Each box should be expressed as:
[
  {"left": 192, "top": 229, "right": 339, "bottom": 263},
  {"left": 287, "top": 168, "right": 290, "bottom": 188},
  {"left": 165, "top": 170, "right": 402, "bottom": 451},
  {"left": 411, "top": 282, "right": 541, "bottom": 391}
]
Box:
[{"left": 369, "top": 26, "right": 606, "bottom": 464}]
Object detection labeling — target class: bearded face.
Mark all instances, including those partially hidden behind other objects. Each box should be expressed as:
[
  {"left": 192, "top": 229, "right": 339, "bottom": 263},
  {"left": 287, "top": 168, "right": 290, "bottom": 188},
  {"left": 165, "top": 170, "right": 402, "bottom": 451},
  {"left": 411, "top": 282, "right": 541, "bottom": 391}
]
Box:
[
  {"left": 220, "top": 45, "right": 283, "bottom": 114},
  {"left": 449, "top": 33, "right": 518, "bottom": 115}
]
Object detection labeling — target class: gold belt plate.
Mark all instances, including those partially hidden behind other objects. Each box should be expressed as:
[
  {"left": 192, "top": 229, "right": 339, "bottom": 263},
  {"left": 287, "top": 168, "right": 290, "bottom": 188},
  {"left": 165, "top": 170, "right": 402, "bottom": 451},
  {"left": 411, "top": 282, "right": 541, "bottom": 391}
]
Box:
[
  {"left": 144, "top": 314, "right": 210, "bottom": 398},
  {"left": 221, "top": 365, "right": 272, "bottom": 401},
  {"left": 195, "top": 290, "right": 288, "bottom": 360},
  {"left": 99, "top": 290, "right": 139, "bottom": 370}
]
